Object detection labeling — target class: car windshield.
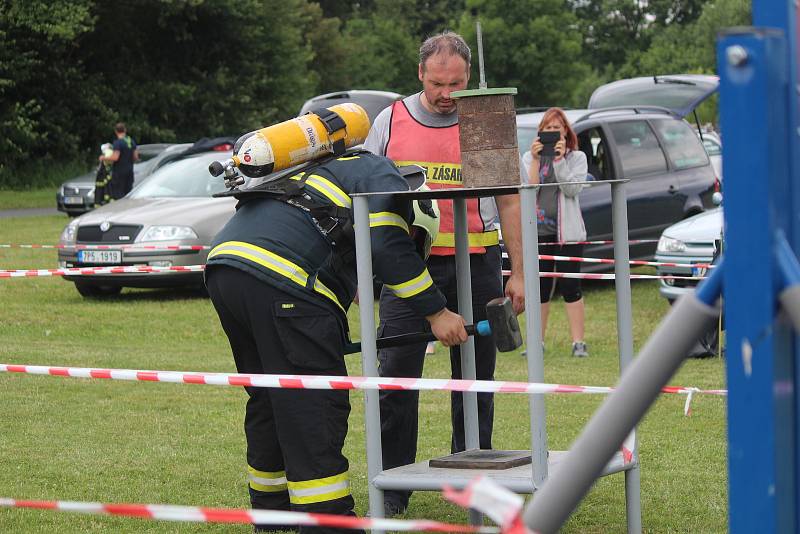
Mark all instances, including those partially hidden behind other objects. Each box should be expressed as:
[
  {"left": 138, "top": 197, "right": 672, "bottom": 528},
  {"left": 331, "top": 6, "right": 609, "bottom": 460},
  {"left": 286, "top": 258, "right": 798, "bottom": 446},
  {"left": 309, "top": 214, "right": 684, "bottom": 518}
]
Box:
[
  {"left": 129, "top": 152, "right": 233, "bottom": 198},
  {"left": 133, "top": 157, "right": 161, "bottom": 176}
]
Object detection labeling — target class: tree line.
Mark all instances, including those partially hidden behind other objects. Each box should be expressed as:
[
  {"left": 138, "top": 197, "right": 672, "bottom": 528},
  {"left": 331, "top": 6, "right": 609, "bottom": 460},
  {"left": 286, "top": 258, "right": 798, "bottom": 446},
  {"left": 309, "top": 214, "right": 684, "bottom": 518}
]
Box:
[{"left": 0, "top": 0, "right": 749, "bottom": 188}]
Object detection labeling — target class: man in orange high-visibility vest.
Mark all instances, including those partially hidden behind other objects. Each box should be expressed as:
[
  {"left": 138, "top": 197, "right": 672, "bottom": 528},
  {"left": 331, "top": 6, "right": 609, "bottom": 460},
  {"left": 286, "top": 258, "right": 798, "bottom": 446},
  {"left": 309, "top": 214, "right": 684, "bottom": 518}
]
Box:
[{"left": 363, "top": 30, "right": 525, "bottom": 517}]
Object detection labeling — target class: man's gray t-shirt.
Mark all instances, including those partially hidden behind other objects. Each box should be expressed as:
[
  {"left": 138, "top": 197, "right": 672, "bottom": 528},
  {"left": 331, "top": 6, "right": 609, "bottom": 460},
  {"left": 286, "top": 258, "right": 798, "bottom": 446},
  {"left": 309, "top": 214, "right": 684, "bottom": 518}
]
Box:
[{"left": 363, "top": 92, "right": 457, "bottom": 156}]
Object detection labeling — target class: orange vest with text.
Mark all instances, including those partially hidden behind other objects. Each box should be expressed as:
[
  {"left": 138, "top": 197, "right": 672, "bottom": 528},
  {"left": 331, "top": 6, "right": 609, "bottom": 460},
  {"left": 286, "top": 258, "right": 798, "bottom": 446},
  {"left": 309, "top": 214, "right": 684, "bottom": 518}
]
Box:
[{"left": 385, "top": 100, "right": 499, "bottom": 256}]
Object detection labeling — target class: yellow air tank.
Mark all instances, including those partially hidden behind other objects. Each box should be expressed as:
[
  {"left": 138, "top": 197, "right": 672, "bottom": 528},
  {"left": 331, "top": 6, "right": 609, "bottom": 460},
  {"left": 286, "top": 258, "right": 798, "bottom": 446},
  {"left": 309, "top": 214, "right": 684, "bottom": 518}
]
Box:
[{"left": 231, "top": 103, "right": 371, "bottom": 178}]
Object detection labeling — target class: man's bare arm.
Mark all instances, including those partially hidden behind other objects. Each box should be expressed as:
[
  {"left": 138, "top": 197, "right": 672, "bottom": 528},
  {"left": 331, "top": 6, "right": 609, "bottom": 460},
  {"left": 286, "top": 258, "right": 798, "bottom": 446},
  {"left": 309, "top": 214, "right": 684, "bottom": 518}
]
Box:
[{"left": 496, "top": 194, "right": 525, "bottom": 314}]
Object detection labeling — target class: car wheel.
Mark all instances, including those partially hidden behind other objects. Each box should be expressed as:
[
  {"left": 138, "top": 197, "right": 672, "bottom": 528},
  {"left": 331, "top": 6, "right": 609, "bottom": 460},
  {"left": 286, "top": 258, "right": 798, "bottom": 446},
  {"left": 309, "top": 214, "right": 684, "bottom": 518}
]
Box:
[
  {"left": 668, "top": 298, "right": 723, "bottom": 357},
  {"left": 74, "top": 282, "right": 122, "bottom": 298},
  {"left": 694, "top": 326, "right": 722, "bottom": 358}
]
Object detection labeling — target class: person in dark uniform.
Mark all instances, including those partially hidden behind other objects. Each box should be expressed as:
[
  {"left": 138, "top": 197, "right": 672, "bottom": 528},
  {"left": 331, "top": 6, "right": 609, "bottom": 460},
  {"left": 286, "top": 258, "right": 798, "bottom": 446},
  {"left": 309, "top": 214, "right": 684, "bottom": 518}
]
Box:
[
  {"left": 98, "top": 122, "right": 139, "bottom": 200},
  {"left": 205, "top": 149, "right": 467, "bottom": 533}
]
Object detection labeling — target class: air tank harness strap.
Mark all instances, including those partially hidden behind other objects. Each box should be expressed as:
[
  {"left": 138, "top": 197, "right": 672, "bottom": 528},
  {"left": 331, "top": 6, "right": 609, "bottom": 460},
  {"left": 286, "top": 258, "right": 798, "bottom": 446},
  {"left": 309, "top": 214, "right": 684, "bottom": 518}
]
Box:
[
  {"left": 279, "top": 176, "right": 356, "bottom": 275},
  {"left": 307, "top": 107, "right": 347, "bottom": 156}
]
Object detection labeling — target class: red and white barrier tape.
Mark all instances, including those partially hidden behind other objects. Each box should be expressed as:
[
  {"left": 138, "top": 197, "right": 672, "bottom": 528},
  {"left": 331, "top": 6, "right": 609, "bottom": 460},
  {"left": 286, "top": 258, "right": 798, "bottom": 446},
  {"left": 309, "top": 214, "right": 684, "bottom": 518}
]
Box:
[
  {"left": 0, "top": 265, "right": 205, "bottom": 278},
  {"left": 1, "top": 241, "right": 660, "bottom": 250},
  {"left": 444, "top": 477, "right": 526, "bottom": 534},
  {"left": 4, "top": 243, "right": 708, "bottom": 270},
  {"left": 0, "top": 243, "right": 209, "bottom": 251},
  {"left": 0, "top": 364, "right": 727, "bottom": 398},
  {"left": 500, "top": 252, "right": 713, "bottom": 270},
  {"left": 501, "top": 270, "right": 705, "bottom": 281},
  {"left": 0, "top": 497, "right": 497, "bottom": 532},
  {"left": 0, "top": 265, "right": 703, "bottom": 281},
  {"left": 537, "top": 254, "right": 713, "bottom": 270},
  {"left": 538, "top": 239, "right": 659, "bottom": 246}
]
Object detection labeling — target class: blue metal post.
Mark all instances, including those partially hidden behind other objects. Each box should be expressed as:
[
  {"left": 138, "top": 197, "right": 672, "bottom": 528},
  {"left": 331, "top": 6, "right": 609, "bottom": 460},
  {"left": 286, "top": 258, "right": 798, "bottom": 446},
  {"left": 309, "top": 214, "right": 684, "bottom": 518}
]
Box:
[
  {"left": 752, "top": 1, "right": 800, "bottom": 528},
  {"left": 717, "top": 27, "right": 796, "bottom": 532}
]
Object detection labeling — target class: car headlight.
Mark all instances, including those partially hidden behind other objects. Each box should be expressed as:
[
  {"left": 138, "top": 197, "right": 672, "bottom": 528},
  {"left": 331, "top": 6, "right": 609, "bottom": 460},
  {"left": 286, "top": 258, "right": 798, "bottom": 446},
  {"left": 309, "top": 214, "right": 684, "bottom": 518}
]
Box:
[
  {"left": 87, "top": 187, "right": 95, "bottom": 201},
  {"left": 60, "top": 220, "right": 78, "bottom": 244},
  {"left": 657, "top": 235, "right": 685, "bottom": 253},
  {"left": 139, "top": 225, "right": 198, "bottom": 242}
]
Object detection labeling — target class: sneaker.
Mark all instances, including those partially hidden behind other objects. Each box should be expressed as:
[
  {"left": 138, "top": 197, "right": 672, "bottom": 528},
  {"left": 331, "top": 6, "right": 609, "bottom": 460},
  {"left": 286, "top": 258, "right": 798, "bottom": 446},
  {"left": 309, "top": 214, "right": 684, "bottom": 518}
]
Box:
[
  {"left": 384, "top": 501, "right": 406, "bottom": 517},
  {"left": 571, "top": 341, "right": 589, "bottom": 358}
]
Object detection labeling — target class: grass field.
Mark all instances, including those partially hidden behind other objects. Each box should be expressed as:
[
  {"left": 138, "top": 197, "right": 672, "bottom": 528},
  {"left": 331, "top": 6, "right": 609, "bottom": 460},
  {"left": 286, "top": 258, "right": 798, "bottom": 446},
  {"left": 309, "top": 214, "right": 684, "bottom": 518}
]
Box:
[
  {"left": 0, "top": 188, "right": 59, "bottom": 210},
  {"left": 0, "top": 210, "right": 728, "bottom": 533}
]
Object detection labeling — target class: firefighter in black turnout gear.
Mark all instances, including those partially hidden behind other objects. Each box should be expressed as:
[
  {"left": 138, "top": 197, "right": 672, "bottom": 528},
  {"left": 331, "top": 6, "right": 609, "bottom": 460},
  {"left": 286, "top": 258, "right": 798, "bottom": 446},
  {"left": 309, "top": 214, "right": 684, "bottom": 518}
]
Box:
[{"left": 205, "top": 147, "right": 467, "bottom": 532}]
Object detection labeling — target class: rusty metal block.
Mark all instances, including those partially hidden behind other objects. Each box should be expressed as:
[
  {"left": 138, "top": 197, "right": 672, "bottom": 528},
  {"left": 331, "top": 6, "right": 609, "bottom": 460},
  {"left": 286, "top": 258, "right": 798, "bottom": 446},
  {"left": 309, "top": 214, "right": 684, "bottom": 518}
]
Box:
[{"left": 452, "top": 88, "right": 520, "bottom": 188}]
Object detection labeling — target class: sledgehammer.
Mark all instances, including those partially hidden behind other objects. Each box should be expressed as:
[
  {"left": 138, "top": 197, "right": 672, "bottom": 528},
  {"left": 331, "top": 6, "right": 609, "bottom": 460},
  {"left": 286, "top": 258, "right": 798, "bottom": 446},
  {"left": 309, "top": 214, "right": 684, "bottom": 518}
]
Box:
[{"left": 344, "top": 297, "right": 522, "bottom": 354}]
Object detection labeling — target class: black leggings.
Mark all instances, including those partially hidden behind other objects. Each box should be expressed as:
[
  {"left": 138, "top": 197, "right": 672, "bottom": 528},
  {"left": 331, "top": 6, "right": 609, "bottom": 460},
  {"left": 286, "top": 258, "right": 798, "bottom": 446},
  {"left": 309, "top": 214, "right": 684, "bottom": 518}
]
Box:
[{"left": 539, "top": 241, "right": 583, "bottom": 304}]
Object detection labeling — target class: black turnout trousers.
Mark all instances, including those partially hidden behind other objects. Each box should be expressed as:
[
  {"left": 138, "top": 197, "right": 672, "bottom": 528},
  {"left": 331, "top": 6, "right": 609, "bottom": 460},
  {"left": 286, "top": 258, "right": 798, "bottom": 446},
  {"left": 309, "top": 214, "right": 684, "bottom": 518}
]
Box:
[
  {"left": 206, "top": 265, "right": 360, "bottom": 534},
  {"left": 376, "top": 245, "right": 503, "bottom": 509}
]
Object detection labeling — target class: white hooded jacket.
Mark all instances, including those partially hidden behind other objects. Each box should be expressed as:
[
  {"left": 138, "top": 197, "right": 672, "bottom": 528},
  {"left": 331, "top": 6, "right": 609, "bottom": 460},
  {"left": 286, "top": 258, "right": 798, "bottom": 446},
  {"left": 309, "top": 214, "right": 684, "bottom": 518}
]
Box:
[{"left": 522, "top": 149, "right": 588, "bottom": 243}]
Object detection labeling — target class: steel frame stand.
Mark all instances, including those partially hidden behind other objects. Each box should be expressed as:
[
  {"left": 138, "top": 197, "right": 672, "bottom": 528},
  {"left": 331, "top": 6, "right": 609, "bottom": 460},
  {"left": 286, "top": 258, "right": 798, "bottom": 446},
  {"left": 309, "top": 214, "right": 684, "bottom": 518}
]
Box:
[{"left": 353, "top": 179, "right": 640, "bottom": 532}]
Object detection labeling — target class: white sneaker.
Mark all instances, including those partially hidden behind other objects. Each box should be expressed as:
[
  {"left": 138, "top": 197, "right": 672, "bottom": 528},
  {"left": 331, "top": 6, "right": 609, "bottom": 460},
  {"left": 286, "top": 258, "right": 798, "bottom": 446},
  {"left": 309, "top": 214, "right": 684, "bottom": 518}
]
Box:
[{"left": 572, "top": 341, "right": 589, "bottom": 358}]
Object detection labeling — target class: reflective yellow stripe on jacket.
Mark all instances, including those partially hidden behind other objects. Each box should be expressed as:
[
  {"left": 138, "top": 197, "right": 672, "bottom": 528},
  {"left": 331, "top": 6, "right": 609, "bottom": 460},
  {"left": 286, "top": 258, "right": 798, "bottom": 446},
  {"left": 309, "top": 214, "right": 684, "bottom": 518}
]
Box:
[
  {"left": 433, "top": 229, "right": 500, "bottom": 248},
  {"left": 369, "top": 211, "right": 409, "bottom": 232},
  {"left": 289, "top": 172, "right": 352, "bottom": 208},
  {"left": 248, "top": 466, "right": 288, "bottom": 493},
  {"left": 385, "top": 269, "right": 434, "bottom": 299},
  {"left": 208, "top": 241, "right": 344, "bottom": 312},
  {"left": 287, "top": 471, "right": 351, "bottom": 505}
]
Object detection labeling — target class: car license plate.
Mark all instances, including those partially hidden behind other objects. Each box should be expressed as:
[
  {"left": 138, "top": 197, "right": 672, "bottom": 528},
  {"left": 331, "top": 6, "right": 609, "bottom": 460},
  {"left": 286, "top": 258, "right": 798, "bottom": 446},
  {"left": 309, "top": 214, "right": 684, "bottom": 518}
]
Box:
[
  {"left": 691, "top": 266, "right": 707, "bottom": 277},
  {"left": 63, "top": 196, "right": 84, "bottom": 205},
  {"left": 78, "top": 250, "right": 121, "bottom": 264}
]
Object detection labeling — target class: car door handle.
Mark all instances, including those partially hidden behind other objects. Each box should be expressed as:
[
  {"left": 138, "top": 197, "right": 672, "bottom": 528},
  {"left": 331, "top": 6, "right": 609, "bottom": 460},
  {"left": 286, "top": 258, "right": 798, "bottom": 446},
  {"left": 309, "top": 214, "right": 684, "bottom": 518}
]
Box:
[{"left": 668, "top": 185, "right": 678, "bottom": 194}]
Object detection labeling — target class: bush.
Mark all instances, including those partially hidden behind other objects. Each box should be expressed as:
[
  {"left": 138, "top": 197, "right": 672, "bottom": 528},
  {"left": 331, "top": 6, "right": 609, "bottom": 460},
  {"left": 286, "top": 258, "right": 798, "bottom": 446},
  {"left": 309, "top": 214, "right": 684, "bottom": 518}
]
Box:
[{"left": 0, "top": 158, "right": 93, "bottom": 190}]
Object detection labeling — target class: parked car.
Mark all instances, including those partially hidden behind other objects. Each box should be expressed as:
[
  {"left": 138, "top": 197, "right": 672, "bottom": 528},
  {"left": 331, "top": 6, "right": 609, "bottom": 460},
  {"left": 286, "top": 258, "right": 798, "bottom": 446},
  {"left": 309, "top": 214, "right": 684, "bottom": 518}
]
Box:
[
  {"left": 655, "top": 207, "right": 724, "bottom": 357},
  {"left": 57, "top": 138, "right": 238, "bottom": 297},
  {"left": 299, "top": 89, "right": 402, "bottom": 122},
  {"left": 699, "top": 130, "right": 722, "bottom": 181},
  {"left": 655, "top": 207, "right": 723, "bottom": 302},
  {"left": 587, "top": 74, "right": 719, "bottom": 117},
  {"left": 57, "top": 88, "right": 404, "bottom": 297},
  {"left": 56, "top": 143, "right": 191, "bottom": 216},
  {"left": 505, "top": 74, "right": 720, "bottom": 272},
  {"left": 513, "top": 108, "right": 717, "bottom": 269}
]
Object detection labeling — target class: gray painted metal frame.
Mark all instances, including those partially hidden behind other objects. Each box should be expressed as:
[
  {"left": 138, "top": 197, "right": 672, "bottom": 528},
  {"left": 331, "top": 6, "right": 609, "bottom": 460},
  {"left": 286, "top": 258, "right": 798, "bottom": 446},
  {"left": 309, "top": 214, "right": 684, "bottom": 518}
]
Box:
[{"left": 352, "top": 179, "right": 640, "bottom": 531}]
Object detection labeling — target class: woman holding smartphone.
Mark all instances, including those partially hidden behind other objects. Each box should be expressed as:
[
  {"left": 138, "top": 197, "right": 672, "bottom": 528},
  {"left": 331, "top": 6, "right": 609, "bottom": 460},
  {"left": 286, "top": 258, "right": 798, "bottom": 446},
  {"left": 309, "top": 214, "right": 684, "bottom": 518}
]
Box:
[{"left": 522, "top": 107, "right": 590, "bottom": 358}]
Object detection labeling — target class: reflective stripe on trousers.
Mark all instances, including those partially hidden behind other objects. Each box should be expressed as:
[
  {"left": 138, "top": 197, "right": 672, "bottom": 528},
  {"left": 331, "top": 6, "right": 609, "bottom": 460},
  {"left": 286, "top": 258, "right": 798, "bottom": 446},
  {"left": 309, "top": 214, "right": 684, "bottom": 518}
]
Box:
[
  {"left": 248, "top": 465, "right": 288, "bottom": 492},
  {"left": 287, "top": 471, "right": 351, "bottom": 505}
]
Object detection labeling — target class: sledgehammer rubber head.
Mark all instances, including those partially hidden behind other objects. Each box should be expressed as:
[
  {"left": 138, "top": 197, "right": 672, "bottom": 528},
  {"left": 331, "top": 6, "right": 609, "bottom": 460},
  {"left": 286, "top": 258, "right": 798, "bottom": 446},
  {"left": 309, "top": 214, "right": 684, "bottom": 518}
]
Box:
[{"left": 485, "top": 297, "right": 522, "bottom": 352}]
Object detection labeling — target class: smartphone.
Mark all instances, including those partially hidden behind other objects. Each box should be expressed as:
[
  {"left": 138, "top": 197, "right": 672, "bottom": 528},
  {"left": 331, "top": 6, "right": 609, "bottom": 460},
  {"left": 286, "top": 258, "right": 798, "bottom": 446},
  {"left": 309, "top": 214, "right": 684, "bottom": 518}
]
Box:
[{"left": 539, "top": 131, "right": 560, "bottom": 157}]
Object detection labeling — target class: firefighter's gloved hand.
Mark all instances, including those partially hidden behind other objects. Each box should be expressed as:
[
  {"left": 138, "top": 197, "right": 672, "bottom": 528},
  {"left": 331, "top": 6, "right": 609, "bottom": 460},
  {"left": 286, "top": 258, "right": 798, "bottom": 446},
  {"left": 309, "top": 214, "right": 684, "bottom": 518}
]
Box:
[{"left": 426, "top": 308, "right": 468, "bottom": 347}]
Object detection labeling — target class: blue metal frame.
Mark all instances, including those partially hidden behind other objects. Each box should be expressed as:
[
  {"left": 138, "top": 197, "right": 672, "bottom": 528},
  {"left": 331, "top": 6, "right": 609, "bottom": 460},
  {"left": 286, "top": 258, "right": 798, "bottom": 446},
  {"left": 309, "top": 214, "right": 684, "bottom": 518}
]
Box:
[{"left": 719, "top": 0, "right": 799, "bottom": 529}]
